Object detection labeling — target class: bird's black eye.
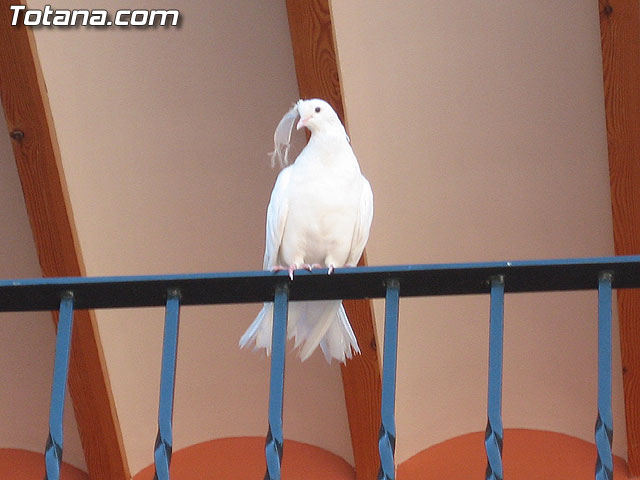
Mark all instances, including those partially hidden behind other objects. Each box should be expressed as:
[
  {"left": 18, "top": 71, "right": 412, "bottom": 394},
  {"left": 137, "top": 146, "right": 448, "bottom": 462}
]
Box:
[{"left": 314, "top": 106, "right": 321, "bottom": 113}]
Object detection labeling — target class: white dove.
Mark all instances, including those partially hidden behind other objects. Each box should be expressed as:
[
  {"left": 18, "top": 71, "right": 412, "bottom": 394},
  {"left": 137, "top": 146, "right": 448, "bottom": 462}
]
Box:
[{"left": 239, "top": 98, "right": 373, "bottom": 363}]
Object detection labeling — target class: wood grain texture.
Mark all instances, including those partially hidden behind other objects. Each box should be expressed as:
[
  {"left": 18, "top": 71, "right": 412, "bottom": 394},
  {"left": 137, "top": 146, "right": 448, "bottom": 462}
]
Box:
[
  {"left": 598, "top": 0, "right": 640, "bottom": 474},
  {"left": 285, "top": 1, "right": 382, "bottom": 478},
  {"left": 0, "top": 3, "right": 130, "bottom": 479},
  {"left": 341, "top": 254, "right": 383, "bottom": 480},
  {"left": 286, "top": 0, "right": 344, "bottom": 119}
]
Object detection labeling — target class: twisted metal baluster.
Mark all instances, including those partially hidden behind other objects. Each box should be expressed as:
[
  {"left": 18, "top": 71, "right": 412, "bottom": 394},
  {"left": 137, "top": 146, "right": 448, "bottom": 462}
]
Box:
[
  {"left": 595, "top": 272, "right": 613, "bottom": 480},
  {"left": 485, "top": 276, "right": 504, "bottom": 480},
  {"left": 44, "top": 294, "right": 74, "bottom": 480},
  {"left": 264, "top": 284, "right": 289, "bottom": 480},
  {"left": 154, "top": 290, "right": 181, "bottom": 480},
  {"left": 378, "top": 279, "right": 400, "bottom": 480}
]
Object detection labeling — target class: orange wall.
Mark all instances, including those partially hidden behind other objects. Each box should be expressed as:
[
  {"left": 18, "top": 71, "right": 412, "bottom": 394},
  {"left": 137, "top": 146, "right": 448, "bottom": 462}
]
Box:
[
  {"left": 132, "top": 437, "right": 355, "bottom": 479},
  {"left": 0, "top": 449, "right": 87, "bottom": 479},
  {"left": 398, "top": 429, "right": 630, "bottom": 479},
  {"left": 0, "top": 433, "right": 629, "bottom": 478},
  {"left": 135, "top": 431, "right": 631, "bottom": 478}
]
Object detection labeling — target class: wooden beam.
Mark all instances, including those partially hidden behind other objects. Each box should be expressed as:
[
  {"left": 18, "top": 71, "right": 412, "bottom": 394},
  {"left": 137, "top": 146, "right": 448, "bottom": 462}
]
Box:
[
  {"left": 286, "top": 0, "right": 345, "bottom": 119},
  {"left": 285, "top": 1, "right": 382, "bottom": 478},
  {"left": 0, "top": 3, "right": 130, "bottom": 479},
  {"left": 341, "top": 254, "right": 383, "bottom": 480},
  {"left": 598, "top": 0, "right": 640, "bottom": 474}
]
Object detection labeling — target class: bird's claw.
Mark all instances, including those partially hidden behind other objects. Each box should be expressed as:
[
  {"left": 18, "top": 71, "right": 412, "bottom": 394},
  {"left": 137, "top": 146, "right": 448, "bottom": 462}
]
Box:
[
  {"left": 270, "top": 264, "right": 296, "bottom": 280},
  {"left": 271, "top": 263, "right": 333, "bottom": 279},
  {"left": 272, "top": 262, "right": 343, "bottom": 279},
  {"left": 288, "top": 264, "right": 297, "bottom": 280},
  {"left": 269, "top": 265, "right": 298, "bottom": 280},
  {"left": 301, "top": 263, "right": 323, "bottom": 271}
]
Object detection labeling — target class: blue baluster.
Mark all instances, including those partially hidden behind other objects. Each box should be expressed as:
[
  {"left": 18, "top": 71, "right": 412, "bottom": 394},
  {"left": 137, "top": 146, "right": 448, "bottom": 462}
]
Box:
[
  {"left": 378, "top": 279, "right": 400, "bottom": 480},
  {"left": 44, "top": 294, "right": 74, "bottom": 480},
  {"left": 595, "top": 272, "right": 613, "bottom": 480},
  {"left": 154, "top": 290, "right": 181, "bottom": 480},
  {"left": 264, "top": 284, "right": 289, "bottom": 480},
  {"left": 485, "top": 276, "right": 504, "bottom": 480}
]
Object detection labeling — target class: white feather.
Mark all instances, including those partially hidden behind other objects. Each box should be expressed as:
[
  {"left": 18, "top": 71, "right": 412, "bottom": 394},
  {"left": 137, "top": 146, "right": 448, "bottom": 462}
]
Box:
[
  {"left": 239, "top": 302, "right": 273, "bottom": 354},
  {"left": 269, "top": 104, "right": 298, "bottom": 168},
  {"left": 319, "top": 304, "right": 360, "bottom": 363}
]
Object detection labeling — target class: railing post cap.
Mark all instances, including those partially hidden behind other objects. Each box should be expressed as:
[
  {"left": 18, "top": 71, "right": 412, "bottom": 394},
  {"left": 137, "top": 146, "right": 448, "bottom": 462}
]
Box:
[
  {"left": 599, "top": 271, "right": 614, "bottom": 282},
  {"left": 385, "top": 278, "right": 400, "bottom": 289},
  {"left": 166, "top": 288, "right": 181, "bottom": 299}
]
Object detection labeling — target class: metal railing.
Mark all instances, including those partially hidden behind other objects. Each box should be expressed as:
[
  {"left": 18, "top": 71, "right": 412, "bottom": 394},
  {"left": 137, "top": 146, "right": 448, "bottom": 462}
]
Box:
[{"left": 1, "top": 255, "right": 639, "bottom": 479}]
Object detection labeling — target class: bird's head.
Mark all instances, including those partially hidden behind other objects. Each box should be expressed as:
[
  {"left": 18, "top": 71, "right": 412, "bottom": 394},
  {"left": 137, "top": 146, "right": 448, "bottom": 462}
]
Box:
[
  {"left": 269, "top": 98, "right": 348, "bottom": 168},
  {"left": 295, "top": 98, "right": 342, "bottom": 134}
]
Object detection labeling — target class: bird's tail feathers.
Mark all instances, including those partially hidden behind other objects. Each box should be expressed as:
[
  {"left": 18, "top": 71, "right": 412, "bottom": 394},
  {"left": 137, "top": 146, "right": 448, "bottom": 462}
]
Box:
[
  {"left": 240, "top": 300, "right": 361, "bottom": 364},
  {"left": 239, "top": 302, "right": 273, "bottom": 355},
  {"left": 286, "top": 301, "right": 307, "bottom": 348},
  {"left": 319, "top": 303, "right": 360, "bottom": 363},
  {"left": 297, "top": 301, "right": 342, "bottom": 361}
]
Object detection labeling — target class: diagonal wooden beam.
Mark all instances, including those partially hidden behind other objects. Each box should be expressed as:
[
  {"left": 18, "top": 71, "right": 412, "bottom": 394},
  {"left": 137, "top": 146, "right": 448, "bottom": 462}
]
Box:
[
  {"left": 0, "top": 3, "right": 130, "bottom": 479},
  {"left": 285, "top": 2, "right": 382, "bottom": 478},
  {"left": 598, "top": 0, "right": 640, "bottom": 474}
]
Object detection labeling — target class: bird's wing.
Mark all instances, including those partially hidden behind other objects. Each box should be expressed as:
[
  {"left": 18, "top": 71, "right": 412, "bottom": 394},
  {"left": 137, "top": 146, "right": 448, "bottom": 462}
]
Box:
[
  {"left": 346, "top": 177, "right": 374, "bottom": 266},
  {"left": 263, "top": 167, "right": 292, "bottom": 269}
]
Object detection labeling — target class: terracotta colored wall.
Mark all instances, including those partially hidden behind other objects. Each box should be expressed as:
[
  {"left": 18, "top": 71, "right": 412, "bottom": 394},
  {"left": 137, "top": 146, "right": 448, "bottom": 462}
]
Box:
[
  {"left": 132, "top": 437, "right": 355, "bottom": 479},
  {"left": 130, "top": 431, "right": 631, "bottom": 478},
  {"left": 0, "top": 449, "right": 87, "bottom": 479},
  {"left": 398, "top": 429, "right": 631, "bottom": 479}
]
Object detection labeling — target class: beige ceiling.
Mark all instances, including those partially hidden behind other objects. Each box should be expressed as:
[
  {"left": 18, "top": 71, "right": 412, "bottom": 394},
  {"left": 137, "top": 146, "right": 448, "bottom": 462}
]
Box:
[{"left": 0, "top": 0, "right": 627, "bottom": 476}]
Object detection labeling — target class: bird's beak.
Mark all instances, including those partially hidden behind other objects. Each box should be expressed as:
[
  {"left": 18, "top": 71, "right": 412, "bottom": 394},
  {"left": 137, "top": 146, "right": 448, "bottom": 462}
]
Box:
[{"left": 296, "top": 116, "right": 309, "bottom": 130}]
